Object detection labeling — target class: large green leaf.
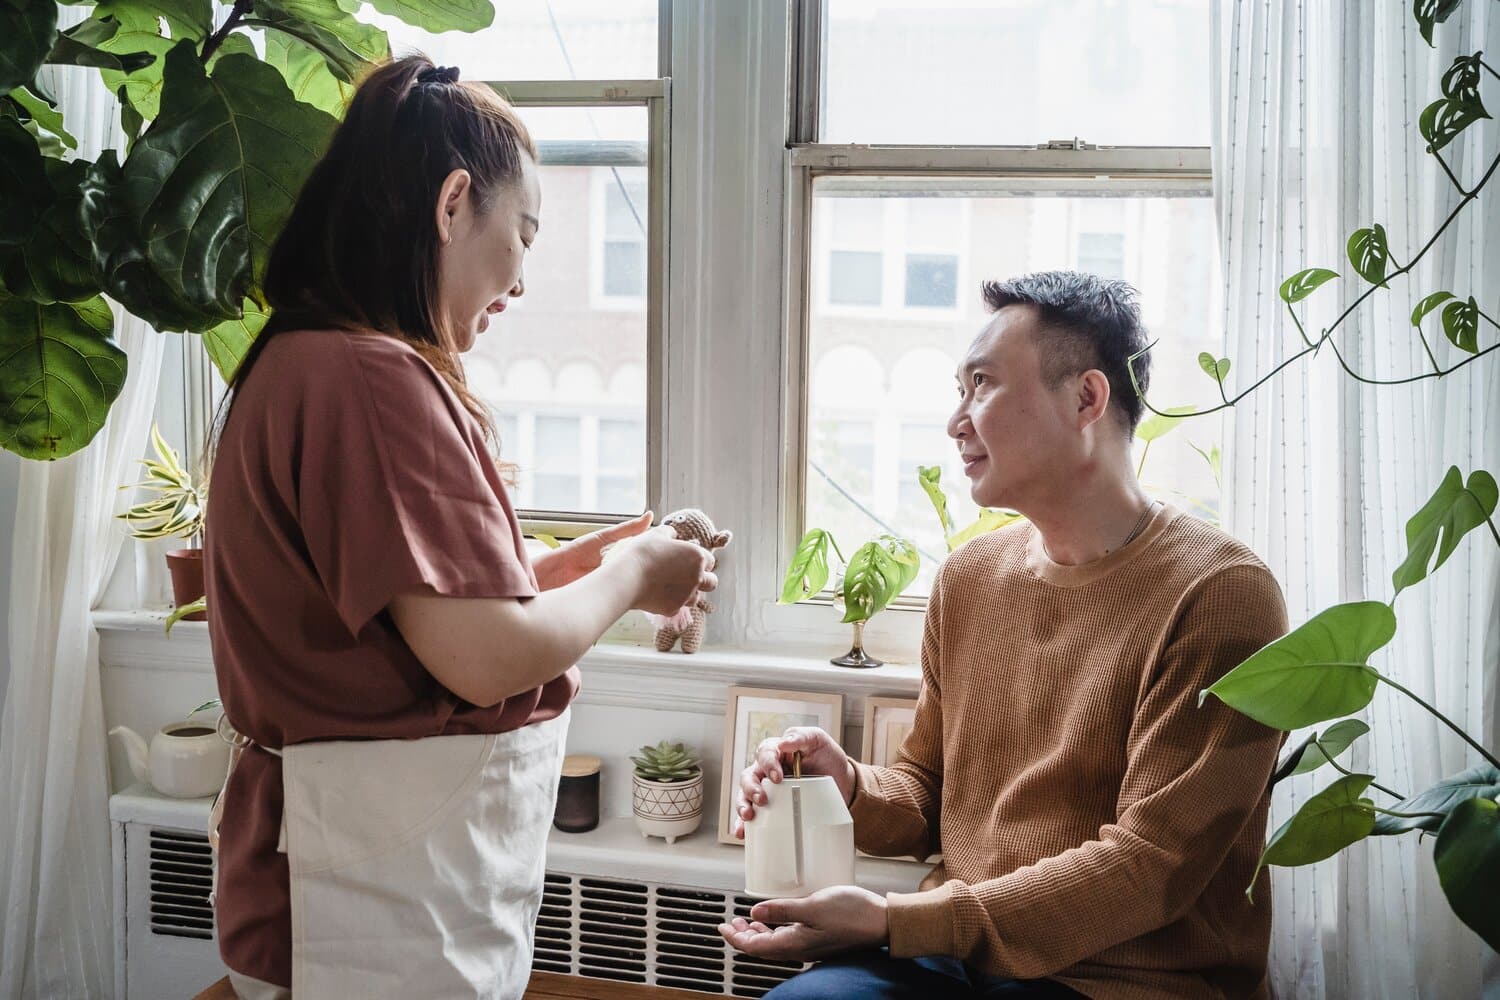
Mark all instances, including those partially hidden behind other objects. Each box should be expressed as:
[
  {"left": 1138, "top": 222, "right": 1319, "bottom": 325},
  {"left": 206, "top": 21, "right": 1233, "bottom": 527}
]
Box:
[
  {"left": 85, "top": 43, "right": 338, "bottom": 332},
  {"left": 1433, "top": 797, "right": 1500, "bottom": 950},
  {"left": 7, "top": 86, "right": 77, "bottom": 150},
  {"left": 1201, "top": 601, "right": 1394, "bottom": 730},
  {"left": 0, "top": 0, "right": 57, "bottom": 94},
  {"left": 1278, "top": 267, "right": 1339, "bottom": 304},
  {"left": 96, "top": 0, "right": 213, "bottom": 41},
  {"left": 1440, "top": 296, "right": 1479, "bottom": 353},
  {"left": 0, "top": 293, "right": 126, "bottom": 459},
  {"left": 1414, "top": 0, "right": 1465, "bottom": 47},
  {"left": 95, "top": 7, "right": 174, "bottom": 122},
  {"left": 1289, "top": 719, "right": 1371, "bottom": 777},
  {"left": 1, "top": 155, "right": 98, "bottom": 303},
  {"left": 45, "top": 15, "right": 157, "bottom": 72},
  {"left": 1420, "top": 55, "right": 1490, "bottom": 154},
  {"left": 1250, "top": 773, "right": 1376, "bottom": 894},
  {"left": 203, "top": 298, "right": 267, "bottom": 382},
  {"left": 1410, "top": 290, "right": 1454, "bottom": 327},
  {"left": 1136, "top": 404, "right": 1197, "bottom": 443},
  {"left": 948, "top": 507, "right": 1023, "bottom": 549},
  {"left": 265, "top": 31, "right": 353, "bottom": 117},
  {"left": 841, "top": 535, "right": 918, "bottom": 623},
  {"left": 248, "top": 0, "right": 389, "bottom": 82},
  {"left": 361, "top": 0, "right": 493, "bottom": 32},
  {"left": 0, "top": 116, "right": 49, "bottom": 249},
  {"left": 779, "top": 529, "right": 832, "bottom": 604},
  {"left": 1347, "top": 224, "right": 1390, "bottom": 286},
  {"left": 1374, "top": 764, "right": 1500, "bottom": 835},
  {"left": 1392, "top": 467, "right": 1498, "bottom": 595},
  {"left": 917, "top": 465, "right": 954, "bottom": 536}
]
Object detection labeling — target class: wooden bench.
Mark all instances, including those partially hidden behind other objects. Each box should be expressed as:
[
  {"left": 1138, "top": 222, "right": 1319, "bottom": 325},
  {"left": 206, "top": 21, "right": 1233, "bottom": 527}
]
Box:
[{"left": 194, "top": 972, "right": 713, "bottom": 999}]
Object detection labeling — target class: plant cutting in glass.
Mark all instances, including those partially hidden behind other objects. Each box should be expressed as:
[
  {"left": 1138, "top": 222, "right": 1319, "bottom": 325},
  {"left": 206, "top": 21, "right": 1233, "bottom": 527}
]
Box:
[
  {"left": 779, "top": 529, "right": 919, "bottom": 667},
  {"left": 0, "top": 0, "right": 495, "bottom": 460},
  {"left": 117, "top": 422, "right": 208, "bottom": 633},
  {"left": 1132, "top": 0, "right": 1499, "bottom": 950}
]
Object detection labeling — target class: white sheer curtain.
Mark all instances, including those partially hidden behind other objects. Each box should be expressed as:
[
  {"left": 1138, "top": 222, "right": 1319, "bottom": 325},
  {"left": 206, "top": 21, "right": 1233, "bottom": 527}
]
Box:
[
  {"left": 1213, "top": 1, "right": 1499, "bottom": 997},
  {"left": 0, "top": 25, "right": 168, "bottom": 998}
]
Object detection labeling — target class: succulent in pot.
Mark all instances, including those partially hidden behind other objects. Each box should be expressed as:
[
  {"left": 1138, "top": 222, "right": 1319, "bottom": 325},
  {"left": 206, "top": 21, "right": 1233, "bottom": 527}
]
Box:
[{"left": 630, "top": 740, "right": 704, "bottom": 844}]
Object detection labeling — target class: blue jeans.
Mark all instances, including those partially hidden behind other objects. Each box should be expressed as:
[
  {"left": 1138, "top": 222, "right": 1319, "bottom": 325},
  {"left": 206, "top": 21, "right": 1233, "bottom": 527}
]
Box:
[{"left": 763, "top": 951, "right": 1084, "bottom": 999}]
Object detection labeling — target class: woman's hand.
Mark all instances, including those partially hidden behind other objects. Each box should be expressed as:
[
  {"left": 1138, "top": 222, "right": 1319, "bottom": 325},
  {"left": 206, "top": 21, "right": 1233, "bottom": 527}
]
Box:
[
  {"left": 623, "top": 526, "right": 717, "bottom": 616},
  {"left": 731, "top": 727, "right": 855, "bottom": 839},
  {"left": 532, "top": 512, "right": 653, "bottom": 591}
]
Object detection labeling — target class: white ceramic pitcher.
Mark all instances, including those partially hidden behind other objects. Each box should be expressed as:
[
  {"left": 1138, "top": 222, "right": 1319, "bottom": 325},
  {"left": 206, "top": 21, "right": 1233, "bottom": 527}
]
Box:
[
  {"left": 744, "top": 773, "right": 854, "bottom": 898},
  {"left": 110, "top": 719, "right": 230, "bottom": 798}
]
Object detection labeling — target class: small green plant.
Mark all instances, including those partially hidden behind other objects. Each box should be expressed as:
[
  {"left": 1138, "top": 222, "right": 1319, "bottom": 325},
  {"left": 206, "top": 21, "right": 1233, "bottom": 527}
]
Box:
[
  {"left": 779, "top": 530, "right": 919, "bottom": 623},
  {"left": 117, "top": 423, "right": 205, "bottom": 542},
  {"left": 915, "top": 465, "right": 1022, "bottom": 551},
  {"left": 631, "top": 741, "right": 701, "bottom": 783}
]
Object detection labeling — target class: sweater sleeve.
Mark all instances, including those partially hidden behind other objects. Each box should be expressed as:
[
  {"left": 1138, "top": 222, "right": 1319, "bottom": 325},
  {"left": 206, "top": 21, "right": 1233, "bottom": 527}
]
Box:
[
  {"left": 884, "top": 563, "right": 1288, "bottom": 978},
  {"left": 848, "top": 568, "right": 945, "bottom": 860}
]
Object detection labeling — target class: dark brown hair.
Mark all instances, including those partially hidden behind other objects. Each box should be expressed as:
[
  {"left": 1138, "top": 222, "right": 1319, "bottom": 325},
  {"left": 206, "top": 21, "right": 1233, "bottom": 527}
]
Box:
[
  {"left": 982, "top": 271, "right": 1151, "bottom": 433},
  {"left": 227, "top": 55, "right": 537, "bottom": 437}
]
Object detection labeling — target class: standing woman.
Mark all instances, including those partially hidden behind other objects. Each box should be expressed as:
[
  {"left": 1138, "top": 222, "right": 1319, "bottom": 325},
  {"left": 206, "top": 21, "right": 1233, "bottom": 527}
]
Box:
[{"left": 204, "top": 56, "right": 712, "bottom": 1000}]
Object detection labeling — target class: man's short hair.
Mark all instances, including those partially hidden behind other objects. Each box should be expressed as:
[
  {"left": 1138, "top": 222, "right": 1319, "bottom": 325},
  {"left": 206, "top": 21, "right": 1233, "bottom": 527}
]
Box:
[{"left": 981, "top": 271, "right": 1152, "bottom": 434}]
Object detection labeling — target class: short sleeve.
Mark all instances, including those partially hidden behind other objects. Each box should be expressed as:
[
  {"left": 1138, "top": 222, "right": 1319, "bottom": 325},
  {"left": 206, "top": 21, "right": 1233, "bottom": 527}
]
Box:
[{"left": 294, "top": 334, "right": 536, "bottom": 636}]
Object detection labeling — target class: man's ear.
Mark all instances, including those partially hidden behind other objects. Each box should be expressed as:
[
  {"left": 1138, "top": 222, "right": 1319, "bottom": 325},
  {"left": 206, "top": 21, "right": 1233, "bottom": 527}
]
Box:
[
  {"left": 434, "top": 168, "right": 473, "bottom": 245},
  {"left": 1076, "top": 369, "right": 1112, "bottom": 431}
]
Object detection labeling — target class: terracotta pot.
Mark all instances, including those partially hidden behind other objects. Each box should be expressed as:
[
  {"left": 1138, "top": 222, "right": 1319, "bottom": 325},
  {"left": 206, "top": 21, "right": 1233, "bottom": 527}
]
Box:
[
  {"left": 631, "top": 771, "right": 704, "bottom": 844},
  {"left": 165, "top": 548, "right": 207, "bottom": 621}
]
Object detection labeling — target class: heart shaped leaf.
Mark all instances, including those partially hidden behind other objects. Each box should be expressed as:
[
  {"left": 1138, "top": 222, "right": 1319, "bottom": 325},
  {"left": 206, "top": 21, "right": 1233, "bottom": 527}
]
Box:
[
  {"left": 1201, "top": 601, "right": 1394, "bottom": 730},
  {"left": 1410, "top": 290, "right": 1454, "bottom": 327},
  {"left": 0, "top": 0, "right": 57, "bottom": 95},
  {"left": 1440, "top": 296, "right": 1479, "bottom": 353},
  {"left": 780, "top": 529, "right": 832, "bottom": 604},
  {"left": 1374, "top": 764, "right": 1500, "bottom": 835},
  {"left": 1433, "top": 797, "right": 1500, "bottom": 950},
  {"left": 1278, "top": 267, "right": 1339, "bottom": 304},
  {"left": 84, "top": 42, "right": 338, "bottom": 332},
  {"left": 1392, "top": 467, "right": 1499, "bottom": 594},
  {"left": 1136, "top": 404, "right": 1197, "bottom": 444},
  {"left": 1347, "top": 224, "right": 1390, "bottom": 286},
  {"left": 1249, "top": 773, "right": 1376, "bottom": 894},
  {"left": 0, "top": 293, "right": 127, "bottom": 460},
  {"left": 1289, "top": 719, "right": 1371, "bottom": 777}
]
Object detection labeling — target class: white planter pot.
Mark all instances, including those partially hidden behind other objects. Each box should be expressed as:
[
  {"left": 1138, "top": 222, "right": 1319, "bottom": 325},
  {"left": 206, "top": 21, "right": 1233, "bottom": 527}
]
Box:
[{"left": 632, "top": 771, "right": 704, "bottom": 844}]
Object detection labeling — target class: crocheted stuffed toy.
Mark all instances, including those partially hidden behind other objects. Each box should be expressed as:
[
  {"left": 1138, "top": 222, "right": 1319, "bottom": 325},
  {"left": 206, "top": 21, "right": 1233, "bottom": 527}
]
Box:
[{"left": 651, "top": 509, "right": 732, "bottom": 654}]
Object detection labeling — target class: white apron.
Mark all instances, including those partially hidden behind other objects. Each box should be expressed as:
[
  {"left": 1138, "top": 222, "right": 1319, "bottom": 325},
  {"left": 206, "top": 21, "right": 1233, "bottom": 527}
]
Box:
[{"left": 216, "top": 709, "right": 569, "bottom": 1000}]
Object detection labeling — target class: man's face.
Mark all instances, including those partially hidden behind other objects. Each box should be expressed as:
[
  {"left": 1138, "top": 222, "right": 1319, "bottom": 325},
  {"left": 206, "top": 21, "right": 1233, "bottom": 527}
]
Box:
[{"left": 946, "top": 305, "right": 1083, "bottom": 510}]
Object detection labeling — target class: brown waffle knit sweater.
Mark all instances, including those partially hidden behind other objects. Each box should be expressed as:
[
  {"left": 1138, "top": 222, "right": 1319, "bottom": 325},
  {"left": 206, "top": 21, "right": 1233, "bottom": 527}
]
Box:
[{"left": 850, "top": 504, "right": 1287, "bottom": 1000}]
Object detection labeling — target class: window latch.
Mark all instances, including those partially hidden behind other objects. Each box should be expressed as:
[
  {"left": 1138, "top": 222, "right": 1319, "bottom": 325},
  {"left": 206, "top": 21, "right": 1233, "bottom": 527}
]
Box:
[{"left": 1038, "top": 138, "right": 1097, "bottom": 151}]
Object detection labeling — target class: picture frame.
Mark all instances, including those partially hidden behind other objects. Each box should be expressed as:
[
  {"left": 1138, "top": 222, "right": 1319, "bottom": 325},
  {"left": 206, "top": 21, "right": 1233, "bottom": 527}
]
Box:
[
  {"left": 719, "top": 685, "right": 843, "bottom": 846},
  {"left": 861, "top": 696, "right": 919, "bottom": 768}
]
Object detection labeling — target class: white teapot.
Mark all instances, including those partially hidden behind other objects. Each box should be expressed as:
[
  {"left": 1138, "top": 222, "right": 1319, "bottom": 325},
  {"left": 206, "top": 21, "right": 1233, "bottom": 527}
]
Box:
[
  {"left": 110, "top": 719, "right": 230, "bottom": 799},
  {"left": 744, "top": 772, "right": 855, "bottom": 898}
]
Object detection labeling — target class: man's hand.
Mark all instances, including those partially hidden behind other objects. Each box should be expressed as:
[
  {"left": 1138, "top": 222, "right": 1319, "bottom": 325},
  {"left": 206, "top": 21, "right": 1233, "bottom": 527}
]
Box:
[
  {"left": 732, "top": 727, "right": 856, "bottom": 839},
  {"left": 717, "top": 886, "right": 888, "bottom": 961},
  {"left": 532, "top": 512, "right": 653, "bottom": 590}
]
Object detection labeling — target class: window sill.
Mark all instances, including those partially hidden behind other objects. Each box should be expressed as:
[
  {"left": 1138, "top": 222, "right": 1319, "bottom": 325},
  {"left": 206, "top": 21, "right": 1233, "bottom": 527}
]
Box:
[{"left": 92, "top": 609, "right": 924, "bottom": 714}]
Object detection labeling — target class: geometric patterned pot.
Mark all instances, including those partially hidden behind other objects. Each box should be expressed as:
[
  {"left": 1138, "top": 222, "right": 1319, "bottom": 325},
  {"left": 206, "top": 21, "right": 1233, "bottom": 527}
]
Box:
[{"left": 632, "top": 771, "right": 704, "bottom": 844}]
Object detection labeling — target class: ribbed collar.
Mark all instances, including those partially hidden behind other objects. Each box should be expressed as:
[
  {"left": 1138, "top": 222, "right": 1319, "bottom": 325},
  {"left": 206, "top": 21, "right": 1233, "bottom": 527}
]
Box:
[{"left": 1024, "top": 501, "right": 1182, "bottom": 588}]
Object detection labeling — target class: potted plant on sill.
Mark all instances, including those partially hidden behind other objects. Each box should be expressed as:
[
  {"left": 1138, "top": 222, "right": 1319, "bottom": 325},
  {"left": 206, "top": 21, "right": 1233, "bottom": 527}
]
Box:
[
  {"left": 118, "top": 423, "right": 207, "bottom": 633},
  {"left": 779, "top": 530, "right": 920, "bottom": 668},
  {"left": 630, "top": 740, "right": 704, "bottom": 844}
]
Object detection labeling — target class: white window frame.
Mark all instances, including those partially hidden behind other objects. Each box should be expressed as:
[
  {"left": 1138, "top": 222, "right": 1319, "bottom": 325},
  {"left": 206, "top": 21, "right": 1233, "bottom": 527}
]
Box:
[{"left": 769, "top": 0, "right": 1214, "bottom": 643}]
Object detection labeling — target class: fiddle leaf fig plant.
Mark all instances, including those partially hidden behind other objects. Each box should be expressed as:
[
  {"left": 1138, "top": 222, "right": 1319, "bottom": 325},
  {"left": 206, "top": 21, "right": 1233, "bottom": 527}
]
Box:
[
  {"left": 1150, "top": 2, "right": 1500, "bottom": 948},
  {"left": 0, "top": 0, "right": 496, "bottom": 459}
]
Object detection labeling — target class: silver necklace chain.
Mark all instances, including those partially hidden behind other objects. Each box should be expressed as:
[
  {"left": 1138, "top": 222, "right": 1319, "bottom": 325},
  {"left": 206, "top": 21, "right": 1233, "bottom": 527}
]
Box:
[{"left": 1119, "top": 499, "right": 1159, "bottom": 550}]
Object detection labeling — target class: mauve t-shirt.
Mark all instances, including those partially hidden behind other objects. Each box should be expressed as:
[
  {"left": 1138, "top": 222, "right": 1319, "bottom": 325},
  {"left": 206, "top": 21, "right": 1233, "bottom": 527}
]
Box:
[{"left": 205, "top": 328, "right": 579, "bottom": 986}]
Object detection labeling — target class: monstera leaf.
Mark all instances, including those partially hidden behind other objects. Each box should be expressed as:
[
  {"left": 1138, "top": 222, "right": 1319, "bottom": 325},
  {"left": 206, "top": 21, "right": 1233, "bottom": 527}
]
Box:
[
  {"left": 85, "top": 42, "right": 337, "bottom": 332},
  {"left": 0, "top": 0, "right": 57, "bottom": 95},
  {"left": 0, "top": 293, "right": 126, "bottom": 459},
  {"left": 841, "top": 535, "right": 919, "bottom": 623},
  {"left": 1278, "top": 267, "right": 1339, "bottom": 304},
  {"left": 1201, "top": 601, "right": 1395, "bottom": 730},
  {"left": 1373, "top": 764, "right": 1500, "bottom": 835},
  {"left": 1392, "top": 466, "right": 1498, "bottom": 595},
  {"left": 780, "top": 528, "right": 833, "bottom": 604}
]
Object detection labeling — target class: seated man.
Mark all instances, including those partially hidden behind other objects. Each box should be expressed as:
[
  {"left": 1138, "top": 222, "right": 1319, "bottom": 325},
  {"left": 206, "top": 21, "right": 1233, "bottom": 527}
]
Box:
[{"left": 722, "top": 271, "right": 1287, "bottom": 1000}]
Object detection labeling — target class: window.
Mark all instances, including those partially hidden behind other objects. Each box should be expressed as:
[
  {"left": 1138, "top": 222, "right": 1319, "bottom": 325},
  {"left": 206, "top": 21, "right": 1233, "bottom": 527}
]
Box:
[
  {"left": 373, "top": 3, "right": 666, "bottom": 531},
  {"left": 791, "top": 1, "right": 1218, "bottom": 599}
]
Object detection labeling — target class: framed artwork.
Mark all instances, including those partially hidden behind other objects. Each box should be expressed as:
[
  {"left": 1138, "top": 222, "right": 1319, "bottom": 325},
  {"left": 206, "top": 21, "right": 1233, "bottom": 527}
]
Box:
[
  {"left": 719, "top": 685, "right": 843, "bottom": 845},
  {"left": 861, "top": 696, "right": 919, "bottom": 768}
]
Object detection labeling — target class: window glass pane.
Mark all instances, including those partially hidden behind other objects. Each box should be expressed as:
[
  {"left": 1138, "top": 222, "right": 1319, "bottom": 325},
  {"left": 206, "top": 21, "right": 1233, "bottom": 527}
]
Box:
[
  {"left": 822, "top": 0, "right": 1210, "bottom": 146},
  {"left": 829, "top": 251, "right": 883, "bottom": 306},
  {"left": 461, "top": 108, "right": 648, "bottom": 517},
  {"left": 807, "top": 179, "right": 1223, "bottom": 596},
  {"left": 904, "top": 254, "right": 958, "bottom": 308},
  {"left": 832, "top": 198, "right": 884, "bottom": 245},
  {"left": 906, "top": 199, "right": 960, "bottom": 248},
  {"left": 597, "top": 418, "right": 646, "bottom": 514},
  {"left": 369, "top": 0, "right": 657, "bottom": 82},
  {"left": 605, "top": 177, "right": 649, "bottom": 239}
]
